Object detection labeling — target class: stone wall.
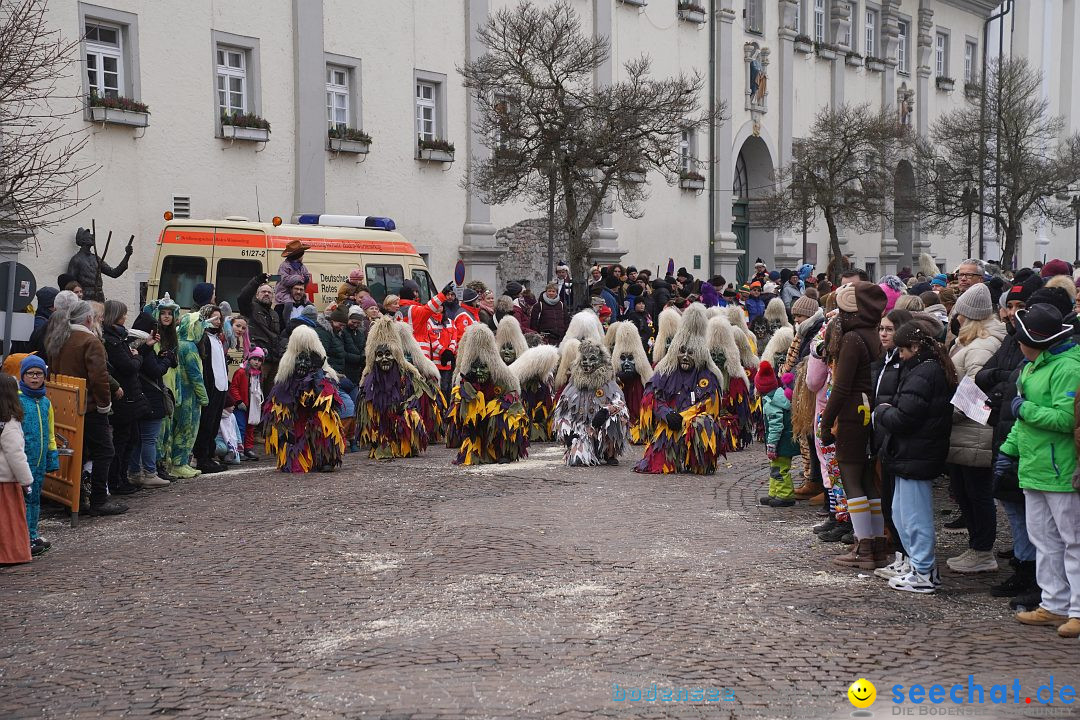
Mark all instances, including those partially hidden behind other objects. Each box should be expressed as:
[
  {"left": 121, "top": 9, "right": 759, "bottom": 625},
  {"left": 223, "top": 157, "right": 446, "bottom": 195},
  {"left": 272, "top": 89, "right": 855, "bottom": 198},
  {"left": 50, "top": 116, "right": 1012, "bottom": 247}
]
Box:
[{"left": 494, "top": 217, "right": 570, "bottom": 294}]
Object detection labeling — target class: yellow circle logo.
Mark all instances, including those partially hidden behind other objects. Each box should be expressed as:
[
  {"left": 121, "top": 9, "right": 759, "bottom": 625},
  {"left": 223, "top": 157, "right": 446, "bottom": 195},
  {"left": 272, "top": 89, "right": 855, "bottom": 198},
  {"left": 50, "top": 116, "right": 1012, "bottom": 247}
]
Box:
[{"left": 848, "top": 678, "right": 876, "bottom": 709}]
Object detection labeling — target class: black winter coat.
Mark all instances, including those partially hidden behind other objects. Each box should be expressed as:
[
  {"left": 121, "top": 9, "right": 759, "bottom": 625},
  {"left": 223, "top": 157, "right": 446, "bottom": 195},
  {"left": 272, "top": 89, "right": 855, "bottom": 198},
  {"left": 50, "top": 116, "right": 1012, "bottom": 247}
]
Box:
[
  {"left": 136, "top": 343, "right": 176, "bottom": 420},
  {"left": 649, "top": 280, "right": 672, "bottom": 325},
  {"left": 875, "top": 355, "right": 954, "bottom": 481},
  {"left": 974, "top": 332, "right": 1025, "bottom": 432},
  {"left": 103, "top": 325, "right": 149, "bottom": 424},
  {"left": 871, "top": 348, "right": 904, "bottom": 455}
]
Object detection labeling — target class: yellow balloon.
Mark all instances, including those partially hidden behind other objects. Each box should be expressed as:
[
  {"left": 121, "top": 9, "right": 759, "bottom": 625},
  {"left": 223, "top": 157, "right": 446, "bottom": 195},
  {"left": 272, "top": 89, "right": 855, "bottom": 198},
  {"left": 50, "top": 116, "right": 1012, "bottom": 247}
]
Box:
[{"left": 848, "top": 679, "right": 877, "bottom": 709}]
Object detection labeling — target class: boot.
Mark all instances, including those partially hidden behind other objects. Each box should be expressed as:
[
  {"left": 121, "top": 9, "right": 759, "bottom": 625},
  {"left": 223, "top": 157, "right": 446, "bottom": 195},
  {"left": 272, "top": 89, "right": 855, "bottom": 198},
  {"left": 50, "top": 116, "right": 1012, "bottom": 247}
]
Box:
[
  {"left": 1009, "top": 589, "right": 1042, "bottom": 612},
  {"left": 794, "top": 480, "right": 824, "bottom": 499},
  {"left": 819, "top": 521, "right": 853, "bottom": 543},
  {"left": 809, "top": 492, "right": 825, "bottom": 506},
  {"left": 813, "top": 516, "right": 839, "bottom": 535},
  {"left": 991, "top": 560, "right": 1038, "bottom": 597},
  {"left": 871, "top": 537, "right": 891, "bottom": 569},
  {"left": 832, "top": 538, "right": 877, "bottom": 570}
]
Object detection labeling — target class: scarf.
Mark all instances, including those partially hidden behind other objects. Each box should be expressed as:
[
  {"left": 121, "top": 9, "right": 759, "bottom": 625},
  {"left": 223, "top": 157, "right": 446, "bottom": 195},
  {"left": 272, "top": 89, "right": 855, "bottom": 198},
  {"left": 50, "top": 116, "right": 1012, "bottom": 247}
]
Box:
[
  {"left": 208, "top": 333, "right": 228, "bottom": 391},
  {"left": 477, "top": 298, "right": 495, "bottom": 317},
  {"left": 542, "top": 294, "right": 560, "bottom": 306},
  {"left": 19, "top": 381, "right": 46, "bottom": 398}
]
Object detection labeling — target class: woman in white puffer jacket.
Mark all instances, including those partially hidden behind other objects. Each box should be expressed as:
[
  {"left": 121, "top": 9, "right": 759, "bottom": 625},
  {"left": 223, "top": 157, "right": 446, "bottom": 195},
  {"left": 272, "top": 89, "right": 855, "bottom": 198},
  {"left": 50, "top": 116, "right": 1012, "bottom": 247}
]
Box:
[{"left": 946, "top": 283, "right": 1006, "bottom": 575}]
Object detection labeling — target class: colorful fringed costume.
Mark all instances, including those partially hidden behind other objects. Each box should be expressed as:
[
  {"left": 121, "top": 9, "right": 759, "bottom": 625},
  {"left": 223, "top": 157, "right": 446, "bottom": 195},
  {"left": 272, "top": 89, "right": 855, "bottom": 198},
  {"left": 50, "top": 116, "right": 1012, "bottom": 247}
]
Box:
[
  {"left": 552, "top": 340, "right": 630, "bottom": 466},
  {"left": 635, "top": 305, "right": 731, "bottom": 475},
  {"left": 610, "top": 321, "right": 653, "bottom": 445},
  {"left": 704, "top": 316, "right": 751, "bottom": 451},
  {"left": 264, "top": 326, "right": 346, "bottom": 472},
  {"left": 450, "top": 324, "right": 529, "bottom": 465},
  {"left": 357, "top": 318, "right": 429, "bottom": 459},
  {"left": 509, "top": 345, "right": 559, "bottom": 442}
]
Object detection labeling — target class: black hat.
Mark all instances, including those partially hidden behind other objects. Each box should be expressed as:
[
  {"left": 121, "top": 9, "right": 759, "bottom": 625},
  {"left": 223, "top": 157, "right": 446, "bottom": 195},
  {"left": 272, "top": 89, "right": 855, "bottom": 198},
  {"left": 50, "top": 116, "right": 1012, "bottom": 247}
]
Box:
[
  {"left": 461, "top": 288, "right": 479, "bottom": 305},
  {"left": 780, "top": 268, "right": 793, "bottom": 284},
  {"left": 626, "top": 266, "right": 637, "bottom": 273},
  {"left": 985, "top": 276, "right": 1007, "bottom": 304},
  {"left": 626, "top": 282, "right": 644, "bottom": 297},
  {"left": 677, "top": 267, "right": 689, "bottom": 279},
  {"left": 1005, "top": 274, "right": 1043, "bottom": 304},
  {"left": 132, "top": 311, "right": 157, "bottom": 333},
  {"left": 400, "top": 279, "right": 420, "bottom": 301},
  {"left": 505, "top": 281, "right": 523, "bottom": 298},
  {"left": 57, "top": 273, "right": 77, "bottom": 290},
  {"left": 1014, "top": 305, "right": 1076, "bottom": 349},
  {"left": 1027, "top": 287, "right": 1073, "bottom": 316},
  {"left": 604, "top": 274, "right": 622, "bottom": 290}
]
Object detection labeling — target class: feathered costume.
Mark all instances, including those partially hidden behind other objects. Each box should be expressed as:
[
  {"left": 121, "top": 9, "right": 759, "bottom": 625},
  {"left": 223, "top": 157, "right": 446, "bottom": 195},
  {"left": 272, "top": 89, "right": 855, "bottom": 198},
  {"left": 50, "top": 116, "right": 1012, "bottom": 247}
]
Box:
[
  {"left": 552, "top": 340, "right": 630, "bottom": 466},
  {"left": 706, "top": 316, "right": 753, "bottom": 451},
  {"left": 610, "top": 321, "right": 653, "bottom": 444},
  {"left": 396, "top": 321, "right": 446, "bottom": 443},
  {"left": 264, "top": 326, "right": 346, "bottom": 472},
  {"left": 357, "top": 318, "right": 429, "bottom": 459},
  {"left": 635, "top": 305, "right": 730, "bottom": 475},
  {"left": 652, "top": 307, "right": 682, "bottom": 366},
  {"left": 495, "top": 315, "right": 529, "bottom": 365},
  {"left": 724, "top": 304, "right": 764, "bottom": 441},
  {"left": 509, "top": 345, "right": 559, "bottom": 441},
  {"left": 449, "top": 324, "right": 529, "bottom": 465}
]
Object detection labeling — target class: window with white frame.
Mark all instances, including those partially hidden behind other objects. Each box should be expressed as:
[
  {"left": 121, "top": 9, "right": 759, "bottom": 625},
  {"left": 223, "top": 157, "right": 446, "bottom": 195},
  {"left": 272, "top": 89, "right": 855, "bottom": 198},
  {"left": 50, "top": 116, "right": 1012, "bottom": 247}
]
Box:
[
  {"left": 326, "top": 65, "right": 348, "bottom": 130},
  {"left": 746, "top": 0, "right": 763, "bottom": 33},
  {"left": 935, "top": 32, "right": 949, "bottom": 77},
  {"left": 897, "top": 20, "right": 909, "bottom": 73},
  {"left": 216, "top": 47, "right": 247, "bottom": 116},
  {"left": 864, "top": 8, "right": 877, "bottom": 58},
  {"left": 494, "top": 95, "right": 515, "bottom": 153},
  {"left": 814, "top": 0, "right": 826, "bottom": 42},
  {"left": 964, "top": 41, "right": 977, "bottom": 83},
  {"left": 843, "top": 1, "right": 855, "bottom": 49},
  {"left": 416, "top": 81, "right": 437, "bottom": 142},
  {"left": 793, "top": 0, "right": 801, "bottom": 33},
  {"left": 679, "top": 128, "right": 697, "bottom": 174},
  {"left": 85, "top": 22, "right": 123, "bottom": 99}
]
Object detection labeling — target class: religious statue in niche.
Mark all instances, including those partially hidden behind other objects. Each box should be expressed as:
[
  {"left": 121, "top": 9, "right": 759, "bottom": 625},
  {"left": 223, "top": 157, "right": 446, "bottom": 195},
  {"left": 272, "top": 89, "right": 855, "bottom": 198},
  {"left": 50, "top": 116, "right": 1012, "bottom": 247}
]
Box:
[
  {"left": 897, "top": 83, "right": 914, "bottom": 127},
  {"left": 66, "top": 225, "right": 134, "bottom": 302},
  {"left": 746, "top": 43, "right": 769, "bottom": 107}
]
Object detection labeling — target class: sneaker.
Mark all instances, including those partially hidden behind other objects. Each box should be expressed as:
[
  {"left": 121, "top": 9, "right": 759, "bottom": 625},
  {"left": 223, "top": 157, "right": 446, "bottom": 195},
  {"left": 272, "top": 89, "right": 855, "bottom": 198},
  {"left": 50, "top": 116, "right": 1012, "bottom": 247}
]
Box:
[
  {"left": 943, "top": 515, "right": 967, "bottom": 534},
  {"left": 196, "top": 461, "right": 224, "bottom": 475},
  {"left": 86, "top": 498, "right": 128, "bottom": 516},
  {"left": 30, "top": 538, "right": 51, "bottom": 557},
  {"left": 947, "top": 549, "right": 998, "bottom": 574},
  {"left": 769, "top": 497, "right": 795, "bottom": 507},
  {"left": 840, "top": 531, "right": 855, "bottom": 545},
  {"left": 874, "top": 552, "right": 911, "bottom": 580},
  {"left": 171, "top": 464, "right": 202, "bottom": 479},
  {"left": 110, "top": 481, "right": 140, "bottom": 496},
  {"left": 996, "top": 547, "right": 1015, "bottom": 560},
  {"left": 243, "top": 450, "right": 259, "bottom": 461},
  {"left": 1016, "top": 607, "right": 1069, "bottom": 627},
  {"left": 1057, "top": 618, "right": 1080, "bottom": 639},
  {"left": 889, "top": 567, "right": 940, "bottom": 594},
  {"left": 759, "top": 495, "right": 774, "bottom": 506},
  {"left": 135, "top": 470, "right": 169, "bottom": 488},
  {"left": 1009, "top": 590, "right": 1042, "bottom": 613}
]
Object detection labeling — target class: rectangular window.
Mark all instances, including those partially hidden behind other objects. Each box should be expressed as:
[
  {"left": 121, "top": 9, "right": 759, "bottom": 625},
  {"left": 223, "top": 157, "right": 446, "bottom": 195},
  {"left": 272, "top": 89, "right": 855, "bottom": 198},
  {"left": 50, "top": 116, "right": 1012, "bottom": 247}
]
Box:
[
  {"left": 842, "top": 1, "right": 854, "bottom": 48},
  {"left": 897, "top": 20, "right": 909, "bottom": 73},
  {"left": 936, "top": 32, "right": 948, "bottom": 77},
  {"left": 680, "top": 128, "right": 696, "bottom": 174},
  {"left": 964, "top": 41, "right": 977, "bottom": 83},
  {"left": 216, "top": 47, "right": 247, "bottom": 116},
  {"left": 215, "top": 259, "right": 262, "bottom": 310},
  {"left": 411, "top": 269, "right": 434, "bottom": 303},
  {"left": 326, "top": 65, "right": 349, "bottom": 130},
  {"left": 864, "top": 9, "right": 877, "bottom": 58},
  {"left": 746, "top": 0, "right": 763, "bottom": 33},
  {"left": 793, "top": 0, "right": 801, "bottom": 33},
  {"left": 865, "top": 262, "right": 877, "bottom": 282},
  {"left": 415, "top": 81, "right": 436, "bottom": 142},
  {"left": 365, "top": 264, "right": 405, "bottom": 302},
  {"left": 814, "top": 0, "right": 826, "bottom": 42},
  {"left": 85, "top": 22, "right": 123, "bottom": 99},
  {"left": 160, "top": 256, "right": 207, "bottom": 309}
]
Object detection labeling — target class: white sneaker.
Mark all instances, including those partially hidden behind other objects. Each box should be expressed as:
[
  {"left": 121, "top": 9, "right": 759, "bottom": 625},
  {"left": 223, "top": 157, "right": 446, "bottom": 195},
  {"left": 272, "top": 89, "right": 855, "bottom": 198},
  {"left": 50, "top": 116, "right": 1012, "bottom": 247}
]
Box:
[
  {"left": 889, "top": 567, "right": 940, "bottom": 594},
  {"left": 874, "top": 552, "right": 910, "bottom": 580},
  {"left": 946, "top": 549, "right": 997, "bottom": 573}
]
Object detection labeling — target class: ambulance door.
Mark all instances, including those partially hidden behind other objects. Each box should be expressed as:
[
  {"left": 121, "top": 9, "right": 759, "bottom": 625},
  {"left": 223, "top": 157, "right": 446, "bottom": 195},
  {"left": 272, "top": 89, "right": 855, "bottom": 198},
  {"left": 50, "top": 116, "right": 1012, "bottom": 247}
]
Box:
[
  {"left": 410, "top": 265, "right": 434, "bottom": 303},
  {"left": 154, "top": 225, "right": 215, "bottom": 308},
  {"left": 212, "top": 227, "right": 269, "bottom": 309}
]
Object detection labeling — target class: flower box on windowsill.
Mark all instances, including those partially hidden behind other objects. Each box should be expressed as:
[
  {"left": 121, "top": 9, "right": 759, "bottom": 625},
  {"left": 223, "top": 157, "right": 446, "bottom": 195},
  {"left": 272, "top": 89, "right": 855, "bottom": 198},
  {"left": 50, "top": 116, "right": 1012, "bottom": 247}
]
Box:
[
  {"left": 418, "top": 148, "right": 455, "bottom": 163},
  {"left": 846, "top": 52, "right": 864, "bottom": 67},
  {"left": 964, "top": 82, "right": 982, "bottom": 99},
  {"left": 936, "top": 77, "right": 955, "bottom": 92},
  {"left": 222, "top": 124, "right": 270, "bottom": 142},
  {"left": 89, "top": 105, "right": 149, "bottom": 128},
  {"left": 618, "top": 0, "right": 647, "bottom": 6},
  {"left": 328, "top": 138, "right": 370, "bottom": 154},
  {"left": 866, "top": 58, "right": 885, "bottom": 72},
  {"left": 814, "top": 42, "right": 838, "bottom": 61},
  {"left": 677, "top": 4, "right": 706, "bottom": 23},
  {"left": 794, "top": 36, "right": 813, "bottom": 54},
  {"left": 679, "top": 176, "right": 705, "bottom": 191}
]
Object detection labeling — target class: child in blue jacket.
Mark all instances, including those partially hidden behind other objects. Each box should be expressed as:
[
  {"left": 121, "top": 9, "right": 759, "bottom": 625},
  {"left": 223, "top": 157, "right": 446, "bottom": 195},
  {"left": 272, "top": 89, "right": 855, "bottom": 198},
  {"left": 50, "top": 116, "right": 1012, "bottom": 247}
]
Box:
[
  {"left": 18, "top": 355, "right": 59, "bottom": 556},
  {"left": 755, "top": 361, "right": 798, "bottom": 507}
]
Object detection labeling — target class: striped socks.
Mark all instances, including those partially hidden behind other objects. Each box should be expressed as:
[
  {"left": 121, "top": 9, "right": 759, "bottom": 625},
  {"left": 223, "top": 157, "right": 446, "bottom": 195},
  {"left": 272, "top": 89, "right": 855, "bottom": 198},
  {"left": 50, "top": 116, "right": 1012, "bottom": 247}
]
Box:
[
  {"left": 869, "top": 498, "right": 884, "bottom": 537},
  {"left": 848, "top": 496, "right": 872, "bottom": 540}
]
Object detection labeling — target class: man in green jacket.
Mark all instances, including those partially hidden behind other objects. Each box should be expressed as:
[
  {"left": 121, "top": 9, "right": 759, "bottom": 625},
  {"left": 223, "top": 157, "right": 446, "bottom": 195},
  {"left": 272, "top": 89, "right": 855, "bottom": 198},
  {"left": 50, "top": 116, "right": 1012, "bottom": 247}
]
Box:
[{"left": 1000, "top": 304, "right": 1080, "bottom": 639}]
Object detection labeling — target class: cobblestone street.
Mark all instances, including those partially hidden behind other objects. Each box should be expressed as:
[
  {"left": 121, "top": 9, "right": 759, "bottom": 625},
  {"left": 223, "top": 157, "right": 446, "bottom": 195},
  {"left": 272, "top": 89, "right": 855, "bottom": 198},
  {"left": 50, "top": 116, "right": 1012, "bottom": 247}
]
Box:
[{"left": 1, "top": 444, "right": 1077, "bottom": 719}]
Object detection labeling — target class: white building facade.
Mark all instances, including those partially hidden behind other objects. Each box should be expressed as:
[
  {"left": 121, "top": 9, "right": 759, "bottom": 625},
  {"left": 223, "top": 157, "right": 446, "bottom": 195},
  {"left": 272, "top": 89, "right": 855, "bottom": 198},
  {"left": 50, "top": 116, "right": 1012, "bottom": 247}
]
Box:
[{"left": 23, "top": 0, "right": 1080, "bottom": 307}]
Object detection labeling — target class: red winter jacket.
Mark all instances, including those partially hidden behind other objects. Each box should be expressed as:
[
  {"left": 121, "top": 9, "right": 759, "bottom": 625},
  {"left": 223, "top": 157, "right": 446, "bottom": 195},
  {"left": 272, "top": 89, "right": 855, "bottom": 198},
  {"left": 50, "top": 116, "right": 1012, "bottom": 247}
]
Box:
[{"left": 396, "top": 293, "right": 446, "bottom": 360}]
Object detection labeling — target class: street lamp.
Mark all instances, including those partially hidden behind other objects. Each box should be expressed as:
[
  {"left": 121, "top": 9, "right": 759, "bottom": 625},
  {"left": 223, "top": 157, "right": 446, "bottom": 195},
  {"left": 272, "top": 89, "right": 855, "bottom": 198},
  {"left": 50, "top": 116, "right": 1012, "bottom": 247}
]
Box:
[
  {"left": 1071, "top": 195, "right": 1080, "bottom": 265},
  {"left": 960, "top": 186, "right": 978, "bottom": 260}
]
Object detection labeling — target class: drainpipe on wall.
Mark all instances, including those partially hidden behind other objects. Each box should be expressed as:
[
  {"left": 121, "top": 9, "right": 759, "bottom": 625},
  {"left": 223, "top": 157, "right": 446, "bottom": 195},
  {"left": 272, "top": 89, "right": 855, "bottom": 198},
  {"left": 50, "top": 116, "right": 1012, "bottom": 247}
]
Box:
[{"left": 707, "top": 0, "right": 717, "bottom": 276}]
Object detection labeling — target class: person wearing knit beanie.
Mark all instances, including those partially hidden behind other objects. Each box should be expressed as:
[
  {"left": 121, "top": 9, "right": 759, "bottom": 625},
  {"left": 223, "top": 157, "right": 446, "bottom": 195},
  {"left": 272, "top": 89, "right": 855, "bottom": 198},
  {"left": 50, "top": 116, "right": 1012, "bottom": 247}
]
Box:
[
  {"left": 754, "top": 360, "right": 778, "bottom": 395},
  {"left": 1005, "top": 273, "right": 1043, "bottom": 306},
  {"left": 1027, "top": 286, "right": 1074, "bottom": 316},
  {"left": 192, "top": 282, "right": 215, "bottom": 307},
  {"left": 1039, "top": 258, "right": 1071, "bottom": 279},
  {"left": 791, "top": 295, "right": 819, "bottom": 320},
  {"left": 930, "top": 273, "right": 948, "bottom": 289},
  {"left": 952, "top": 283, "right": 993, "bottom": 321}
]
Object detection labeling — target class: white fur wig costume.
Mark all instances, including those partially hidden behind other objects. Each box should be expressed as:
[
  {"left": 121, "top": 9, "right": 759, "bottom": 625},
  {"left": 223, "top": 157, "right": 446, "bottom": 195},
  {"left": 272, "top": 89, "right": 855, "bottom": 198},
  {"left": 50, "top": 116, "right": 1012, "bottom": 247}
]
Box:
[
  {"left": 652, "top": 306, "right": 682, "bottom": 365},
  {"left": 764, "top": 297, "right": 791, "bottom": 334},
  {"left": 554, "top": 337, "right": 579, "bottom": 392},
  {"left": 761, "top": 326, "right": 795, "bottom": 373},
  {"left": 723, "top": 304, "right": 759, "bottom": 358},
  {"left": 561, "top": 309, "right": 605, "bottom": 347},
  {"left": 510, "top": 344, "right": 560, "bottom": 441},
  {"left": 603, "top": 321, "right": 618, "bottom": 350},
  {"left": 449, "top": 323, "right": 528, "bottom": 465},
  {"left": 917, "top": 252, "right": 939, "bottom": 279},
  {"left": 357, "top": 317, "right": 429, "bottom": 459},
  {"left": 705, "top": 317, "right": 754, "bottom": 450},
  {"left": 610, "top": 321, "right": 653, "bottom": 444},
  {"left": 552, "top": 339, "right": 629, "bottom": 466},
  {"left": 635, "top": 304, "right": 730, "bottom": 474},
  {"left": 264, "top": 325, "right": 346, "bottom": 472},
  {"left": 495, "top": 315, "right": 529, "bottom": 364},
  {"left": 395, "top": 318, "right": 446, "bottom": 441}
]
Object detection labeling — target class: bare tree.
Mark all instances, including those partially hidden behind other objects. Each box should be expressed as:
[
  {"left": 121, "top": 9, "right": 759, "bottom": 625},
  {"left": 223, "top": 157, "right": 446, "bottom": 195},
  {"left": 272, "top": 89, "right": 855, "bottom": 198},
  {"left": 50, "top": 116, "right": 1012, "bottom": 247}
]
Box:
[
  {"left": 912, "top": 57, "right": 1080, "bottom": 268},
  {"left": 756, "top": 103, "right": 907, "bottom": 282},
  {"left": 0, "top": 0, "right": 96, "bottom": 246},
  {"left": 460, "top": 0, "right": 719, "bottom": 306}
]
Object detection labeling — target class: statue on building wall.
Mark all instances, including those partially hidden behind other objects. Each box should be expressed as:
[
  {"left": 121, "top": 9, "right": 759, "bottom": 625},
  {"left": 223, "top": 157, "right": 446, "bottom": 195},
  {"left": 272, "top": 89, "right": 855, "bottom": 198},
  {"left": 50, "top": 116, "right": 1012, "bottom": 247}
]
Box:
[
  {"left": 66, "top": 225, "right": 134, "bottom": 302},
  {"left": 897, "top": 84, "right": 914, "bottom": 127}
]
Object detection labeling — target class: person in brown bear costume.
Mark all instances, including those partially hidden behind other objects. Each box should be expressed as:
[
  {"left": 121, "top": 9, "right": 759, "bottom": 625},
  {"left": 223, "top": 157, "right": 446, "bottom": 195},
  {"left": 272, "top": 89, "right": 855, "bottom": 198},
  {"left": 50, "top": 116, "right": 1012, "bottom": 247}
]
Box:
[{"left": 819, "top": 281, "right": 889, "bottom": 569}]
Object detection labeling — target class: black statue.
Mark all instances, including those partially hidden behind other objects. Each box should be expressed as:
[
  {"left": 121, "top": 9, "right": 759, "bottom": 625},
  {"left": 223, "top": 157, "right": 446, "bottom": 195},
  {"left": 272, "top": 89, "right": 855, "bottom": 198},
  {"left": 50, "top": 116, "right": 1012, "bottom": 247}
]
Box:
[{"left": 67, "top": 226, "right": 134, "bottom": 301}]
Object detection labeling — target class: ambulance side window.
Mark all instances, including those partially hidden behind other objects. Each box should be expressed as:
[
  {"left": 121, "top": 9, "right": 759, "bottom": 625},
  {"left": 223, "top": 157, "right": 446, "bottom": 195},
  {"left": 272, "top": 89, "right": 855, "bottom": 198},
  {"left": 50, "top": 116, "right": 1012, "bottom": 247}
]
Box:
[
  {"left": 216, "top": 259, "right": 263, "bottom": 310},
  {"left": 412, "top": 269, "right": 433, "bottom": 303},
  {"left": 365, "top": 264, "right": 404, "bottom": 302},
  {"left": 160, "top": 256, "right": 207, "bottom": 308}
]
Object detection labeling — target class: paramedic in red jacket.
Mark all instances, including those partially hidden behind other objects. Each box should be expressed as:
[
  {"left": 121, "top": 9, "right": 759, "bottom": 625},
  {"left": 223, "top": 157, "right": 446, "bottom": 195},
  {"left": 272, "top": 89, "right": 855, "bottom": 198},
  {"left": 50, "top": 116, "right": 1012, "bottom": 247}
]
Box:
[{"left": 395, "top": 280, "right": 449, "bottom": 362}]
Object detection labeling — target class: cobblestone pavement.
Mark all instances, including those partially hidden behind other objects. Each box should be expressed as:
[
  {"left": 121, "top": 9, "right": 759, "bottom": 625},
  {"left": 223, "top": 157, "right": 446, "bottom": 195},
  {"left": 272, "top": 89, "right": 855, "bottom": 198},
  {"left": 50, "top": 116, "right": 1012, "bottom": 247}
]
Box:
[{"left": 2, "top": 443, "right": 1078, "bottom": 720}]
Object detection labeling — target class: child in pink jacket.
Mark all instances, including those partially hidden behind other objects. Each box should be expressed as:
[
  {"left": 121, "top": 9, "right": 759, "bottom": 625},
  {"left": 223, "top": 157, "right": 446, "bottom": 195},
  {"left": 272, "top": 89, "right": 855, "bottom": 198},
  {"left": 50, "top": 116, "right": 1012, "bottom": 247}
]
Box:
[{"left": 806, "top": 318, "right": 849, "bottom": 539}]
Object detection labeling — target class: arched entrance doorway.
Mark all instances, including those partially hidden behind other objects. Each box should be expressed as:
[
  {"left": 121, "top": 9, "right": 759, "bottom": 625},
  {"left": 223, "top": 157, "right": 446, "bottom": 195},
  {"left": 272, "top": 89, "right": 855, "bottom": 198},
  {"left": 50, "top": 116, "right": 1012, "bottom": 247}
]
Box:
[
  {"left": 732, "top": 136, "right": 776, "bottom": 285},
  {"left": 895, "top": 160, "right": 915, "bottom": 272}
]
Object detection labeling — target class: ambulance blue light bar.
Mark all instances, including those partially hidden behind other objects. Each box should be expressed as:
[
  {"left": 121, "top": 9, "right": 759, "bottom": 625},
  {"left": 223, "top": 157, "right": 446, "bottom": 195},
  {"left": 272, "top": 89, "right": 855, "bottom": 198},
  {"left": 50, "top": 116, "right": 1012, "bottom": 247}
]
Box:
[{"left": 296, "top": 214, "right": 396, "bottom": 231}]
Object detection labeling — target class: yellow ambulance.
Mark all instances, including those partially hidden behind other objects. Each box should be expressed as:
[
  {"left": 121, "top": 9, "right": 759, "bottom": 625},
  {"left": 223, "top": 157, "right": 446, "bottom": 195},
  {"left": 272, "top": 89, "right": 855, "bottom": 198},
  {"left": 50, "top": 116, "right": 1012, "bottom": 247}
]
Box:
[{"left": 146, "top": 214, "right": 435, "bottom": 310}]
